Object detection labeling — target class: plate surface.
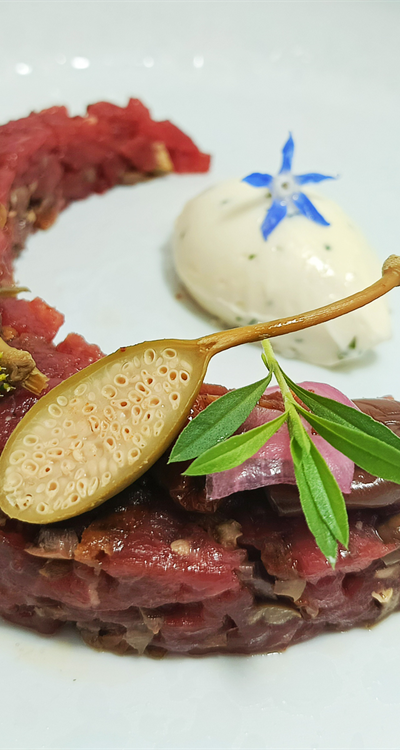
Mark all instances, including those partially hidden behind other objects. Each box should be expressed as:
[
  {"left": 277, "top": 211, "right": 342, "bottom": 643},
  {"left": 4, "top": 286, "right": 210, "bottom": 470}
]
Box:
[{"left": 1, "top": 2, "right": 400, "bottom": 748}]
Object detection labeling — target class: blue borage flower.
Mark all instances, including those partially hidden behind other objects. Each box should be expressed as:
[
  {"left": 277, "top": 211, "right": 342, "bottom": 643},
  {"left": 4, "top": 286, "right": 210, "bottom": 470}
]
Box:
[{"left": 243, "top": 134, "right": 335, "bottom": 240}]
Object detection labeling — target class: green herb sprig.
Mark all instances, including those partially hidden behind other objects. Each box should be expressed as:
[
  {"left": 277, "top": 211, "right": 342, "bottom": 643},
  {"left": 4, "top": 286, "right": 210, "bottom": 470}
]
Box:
[
  {"left": 169, "top": 340, "right": 400, "bottom": 566},
  {"left": 0, "top": 353, "right": 13, "bottom": 397}
]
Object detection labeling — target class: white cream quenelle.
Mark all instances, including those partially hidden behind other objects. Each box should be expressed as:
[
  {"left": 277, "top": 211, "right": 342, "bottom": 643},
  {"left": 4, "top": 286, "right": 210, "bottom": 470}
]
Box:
[{"left": 173, "top": 178, "right": 391, "bottom": 366}]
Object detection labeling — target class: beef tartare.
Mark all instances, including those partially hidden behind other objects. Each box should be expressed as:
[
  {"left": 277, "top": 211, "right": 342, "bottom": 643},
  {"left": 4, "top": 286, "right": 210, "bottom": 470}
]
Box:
[
  {"left": 1, "top": 375, "right": 400, "bottom": 655},
  {"left": 0, "top": 101, "right": 400, "bottom": 657}
]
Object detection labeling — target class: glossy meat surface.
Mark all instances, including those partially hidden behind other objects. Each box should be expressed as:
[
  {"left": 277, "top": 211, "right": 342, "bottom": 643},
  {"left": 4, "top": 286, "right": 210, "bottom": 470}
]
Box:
[
  {"left": 1, "top": 299, "right": 400, "bottom": 655},
  {"left": 1, "top": 366, "right": 400, "bottom": 654},
  {"left": 0, "top": 99, "right": 210, "bottom": 284},
  {"left": 0, "top": 102, "right": 400, "bottom": 656},
  {"left": 0, "top": 479, "right": 399, "bottom": 655},
  {"left": 0, "top": 99, "right": 209, "bottom": 449},
  {"left": 0, "top": 296, "right": 103, "bottom": 452}
]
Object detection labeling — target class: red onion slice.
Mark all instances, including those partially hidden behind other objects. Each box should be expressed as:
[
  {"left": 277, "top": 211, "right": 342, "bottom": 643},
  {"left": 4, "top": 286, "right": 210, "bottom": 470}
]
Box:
[{"left": 206, "top": 382, "right": 356, "bottom": 500}]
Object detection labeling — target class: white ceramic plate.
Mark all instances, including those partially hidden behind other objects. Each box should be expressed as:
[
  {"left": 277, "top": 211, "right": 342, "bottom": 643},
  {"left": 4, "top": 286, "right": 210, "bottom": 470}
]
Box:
[{"left": 1, "top": 2, "right": 400, "bottom": 748}]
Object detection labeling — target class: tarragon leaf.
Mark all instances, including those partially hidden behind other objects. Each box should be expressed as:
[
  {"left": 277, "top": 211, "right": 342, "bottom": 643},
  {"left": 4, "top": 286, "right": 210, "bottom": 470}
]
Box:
[
  {"left": 290, "top": 436, "right": 339, "bottom": 566},
  {"left": 284, "top": 374, "right": 400, "bottom": 453},
  {"left": 297, "top": 408, "right": 400, "bottom": 485},
  {"left": 301, "top": 433, "right": 348, "bottom": 546},
  {"left": 183, "top": 411, "right": 287, "bottom": 476},
  {"left": 288, "top": 410, "right": 349, "bottom": 548},
  {"left": 169, "top": 374, "right": 272, "bottom": 463}
]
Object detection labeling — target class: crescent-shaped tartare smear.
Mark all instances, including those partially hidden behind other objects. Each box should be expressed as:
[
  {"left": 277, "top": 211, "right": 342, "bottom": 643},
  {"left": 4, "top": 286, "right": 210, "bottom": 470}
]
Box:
[{"left": 0, "top": 98, "right": 210, "bottom": 285}]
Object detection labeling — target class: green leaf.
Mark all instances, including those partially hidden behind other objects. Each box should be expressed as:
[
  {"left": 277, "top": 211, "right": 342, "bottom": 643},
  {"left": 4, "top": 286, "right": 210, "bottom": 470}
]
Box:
[
  {"left": 302, "top": 434, "right": 349, "bottom": 546},
  {"left": 290, "top": 436, "right": 339, "bottom": 566},
  {"left": 169, "top": 373, "right": 272, "bottom": 463},
  {"left": 183, "top": 411, "right": 288, "bottom": 476},
  {"left": 288, "top": 411, "right": 349, "bottom": 547},
  {"left": 283, "top": 374, "right": 400, "bottom": 453},
  {"left": 298, "top": 408, "right": 400, "bottom": 485}
]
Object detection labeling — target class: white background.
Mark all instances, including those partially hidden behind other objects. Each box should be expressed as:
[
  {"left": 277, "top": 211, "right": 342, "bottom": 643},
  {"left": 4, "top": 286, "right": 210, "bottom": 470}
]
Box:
[{"left": 0, "top": 2, "right": 400, "bottom": 748}]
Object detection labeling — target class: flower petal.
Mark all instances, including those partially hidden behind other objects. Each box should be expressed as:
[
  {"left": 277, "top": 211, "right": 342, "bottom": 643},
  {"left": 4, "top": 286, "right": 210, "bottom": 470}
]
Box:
[
  {"left": 292, "top": 191, "right": 330, "bottom": 225},
  {"left": 261, "top": 200, "right": 287, "bottom": 239},
  {"left": 295, "top": 173, "right": 335, "bottom": 185},
  {"left": 279, "top": 133, "right": 294, "bottom": 173},
  {"left": 242, "top": 172, "right": 273, "bottom": 188}
]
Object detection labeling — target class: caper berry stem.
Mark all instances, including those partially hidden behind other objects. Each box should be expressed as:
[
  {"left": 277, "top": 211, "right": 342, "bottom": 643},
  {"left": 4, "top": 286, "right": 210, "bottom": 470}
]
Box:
[
  {"left": 197, "top": 255, "right": 400, "bottom": 356},
  {"left": 0, "top": 286, "right": 30, "bottom": 298}
]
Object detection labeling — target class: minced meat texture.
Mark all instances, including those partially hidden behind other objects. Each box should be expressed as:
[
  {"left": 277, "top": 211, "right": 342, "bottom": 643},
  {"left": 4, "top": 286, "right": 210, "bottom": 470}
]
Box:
[
  {"left": 0, "top": 296, "right": 103, "bottom": 452},
  {"left": 0, "top": 99, "right": 210, "bottom": 284},
  {"left": 0, "top": 101, "right": 400, "bottom": 656},
  {"left": 1, "top": 367, "right": 400, "bottom": 655},
  {"left": 0, "top": 476, "right": 399, "bottom": 655}
]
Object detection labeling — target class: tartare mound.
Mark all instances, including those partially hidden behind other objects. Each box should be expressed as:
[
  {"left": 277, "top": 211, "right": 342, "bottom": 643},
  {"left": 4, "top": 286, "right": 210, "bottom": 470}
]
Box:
[{"left": 1, "top": 382, "right": 400, "bottom": 655}]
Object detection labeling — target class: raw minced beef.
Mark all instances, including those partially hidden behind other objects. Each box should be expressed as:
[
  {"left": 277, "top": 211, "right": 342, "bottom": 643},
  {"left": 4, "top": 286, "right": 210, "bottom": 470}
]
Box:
[
  {"left": 1, "top": 433, "right": 400, "bottom": 655},
  {"left": 0, "top": 101, "right": 400, "bottom": 656},
  {"left": 0, "top": 99, "right": 210, "bottom": 284},
  {"left": 1, "top": 377, "right": 400, "bottom": 655}
]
